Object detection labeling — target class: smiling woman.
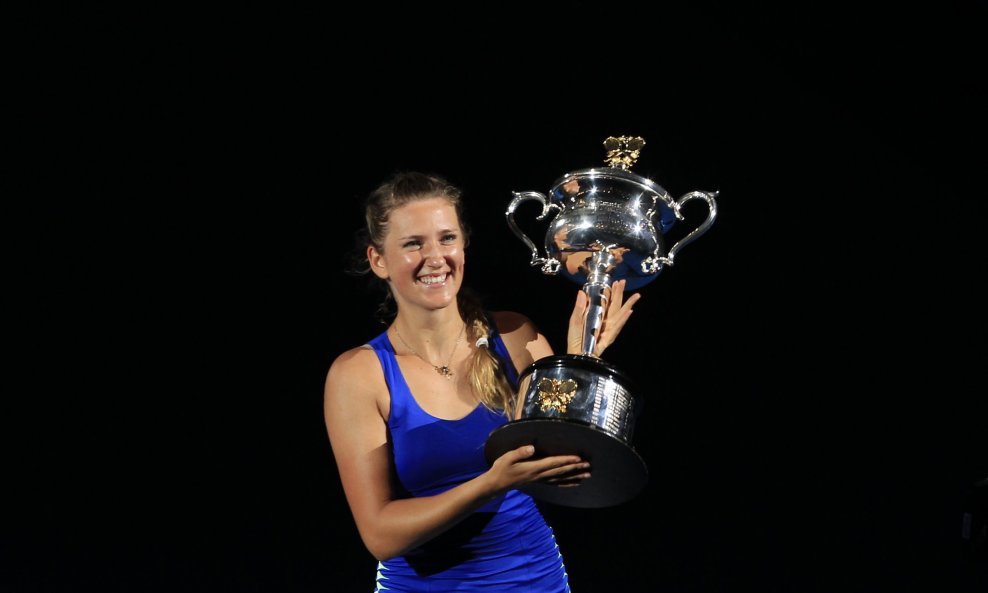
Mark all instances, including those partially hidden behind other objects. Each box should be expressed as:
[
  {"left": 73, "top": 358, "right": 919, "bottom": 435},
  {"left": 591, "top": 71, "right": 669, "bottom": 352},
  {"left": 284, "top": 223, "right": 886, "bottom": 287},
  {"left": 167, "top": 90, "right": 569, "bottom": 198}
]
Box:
[
  {"left": 323, "top": 171, "right": 640, "bottom": 591},
  {"left": 367, "top": 196, "right": 466, "bottom": 321}
]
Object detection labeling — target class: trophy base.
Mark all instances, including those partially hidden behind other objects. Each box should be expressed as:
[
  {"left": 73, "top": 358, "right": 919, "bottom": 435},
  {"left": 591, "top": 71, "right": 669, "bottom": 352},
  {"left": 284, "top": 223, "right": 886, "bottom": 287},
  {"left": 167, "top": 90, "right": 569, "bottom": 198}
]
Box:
[{"left": 485, "top": 418, "right": 648, "bottom": 508}]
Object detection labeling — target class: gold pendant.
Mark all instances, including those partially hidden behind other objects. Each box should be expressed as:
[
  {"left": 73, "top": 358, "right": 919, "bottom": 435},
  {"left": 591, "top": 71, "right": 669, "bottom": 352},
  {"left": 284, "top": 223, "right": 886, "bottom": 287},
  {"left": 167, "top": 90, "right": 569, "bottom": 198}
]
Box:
[{"left": 435, "top": 365, "right": 453, "bottom": 378}]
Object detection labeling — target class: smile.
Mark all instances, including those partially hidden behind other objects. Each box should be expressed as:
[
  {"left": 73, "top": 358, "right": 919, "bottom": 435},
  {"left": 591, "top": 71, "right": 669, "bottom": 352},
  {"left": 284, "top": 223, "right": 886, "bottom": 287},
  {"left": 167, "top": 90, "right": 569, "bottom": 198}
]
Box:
[{"left": 417, "top": 273, "right": 448, "bottom": 285}]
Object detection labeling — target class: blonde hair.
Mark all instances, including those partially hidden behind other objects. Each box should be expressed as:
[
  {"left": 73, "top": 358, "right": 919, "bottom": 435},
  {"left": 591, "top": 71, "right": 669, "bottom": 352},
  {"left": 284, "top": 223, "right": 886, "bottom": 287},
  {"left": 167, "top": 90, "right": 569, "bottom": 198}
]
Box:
[{"left": 458, "top": 291, "right": 516, "bottom": 416}]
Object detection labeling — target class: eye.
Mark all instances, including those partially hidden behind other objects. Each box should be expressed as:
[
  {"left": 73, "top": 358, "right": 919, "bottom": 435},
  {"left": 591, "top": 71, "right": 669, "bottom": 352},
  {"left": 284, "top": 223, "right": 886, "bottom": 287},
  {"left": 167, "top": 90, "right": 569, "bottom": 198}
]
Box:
[
  {"left": 402, "top": 239, "right": 422, "bottom": 249},
  {"left": 441, "top": 233, "right": 458, "bottom": 243}
]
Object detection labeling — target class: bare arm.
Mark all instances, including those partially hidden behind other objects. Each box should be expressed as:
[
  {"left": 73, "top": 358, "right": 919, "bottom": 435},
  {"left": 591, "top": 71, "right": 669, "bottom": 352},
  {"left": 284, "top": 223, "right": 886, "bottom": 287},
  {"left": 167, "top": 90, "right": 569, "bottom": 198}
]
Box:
[
  {"left": 490, "top": 310, "right": 554, "bottom": 371},
  {"left": 324, "top": 347, "right": 587, "bottom": 561}
]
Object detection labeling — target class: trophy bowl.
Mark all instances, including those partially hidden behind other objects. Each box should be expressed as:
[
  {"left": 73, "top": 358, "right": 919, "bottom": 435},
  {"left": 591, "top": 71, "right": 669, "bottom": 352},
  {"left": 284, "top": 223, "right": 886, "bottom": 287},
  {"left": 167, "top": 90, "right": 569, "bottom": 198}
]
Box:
[{"left": 485, "top": 136, "right": 718, "bottom": 508}]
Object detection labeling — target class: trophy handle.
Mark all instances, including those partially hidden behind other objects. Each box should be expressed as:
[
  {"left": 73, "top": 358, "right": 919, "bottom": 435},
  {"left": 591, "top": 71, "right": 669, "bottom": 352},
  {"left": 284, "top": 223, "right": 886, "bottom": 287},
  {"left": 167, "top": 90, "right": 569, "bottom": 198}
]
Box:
[
  {"left": 506, "top": 191, "right": 563, "bottom": 275},
  {"left": 642, "top": 190, "right": 718, "bottom": 273}
]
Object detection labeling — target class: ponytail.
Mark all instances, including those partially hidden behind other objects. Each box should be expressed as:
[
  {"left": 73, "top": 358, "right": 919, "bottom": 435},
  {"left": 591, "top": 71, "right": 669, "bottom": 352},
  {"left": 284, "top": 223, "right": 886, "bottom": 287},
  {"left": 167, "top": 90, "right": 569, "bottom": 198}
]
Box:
[{"left": 457, "top": 289, "right": 516, "bottom": 417}]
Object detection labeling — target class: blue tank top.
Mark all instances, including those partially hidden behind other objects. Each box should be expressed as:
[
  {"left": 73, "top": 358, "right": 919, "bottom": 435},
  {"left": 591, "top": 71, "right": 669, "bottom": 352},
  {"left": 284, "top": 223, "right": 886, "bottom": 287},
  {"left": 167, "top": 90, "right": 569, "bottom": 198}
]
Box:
[{"left": 367, "top": 325, "right": 571, "bottom": 592}]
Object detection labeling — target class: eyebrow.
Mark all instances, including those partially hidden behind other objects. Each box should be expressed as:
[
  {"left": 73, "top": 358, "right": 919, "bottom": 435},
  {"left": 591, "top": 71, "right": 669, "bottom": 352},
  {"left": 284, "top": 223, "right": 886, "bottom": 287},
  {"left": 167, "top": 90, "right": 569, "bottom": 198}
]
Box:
[{"left": 396, "top": 229, "right": 459, "bottom": 241}]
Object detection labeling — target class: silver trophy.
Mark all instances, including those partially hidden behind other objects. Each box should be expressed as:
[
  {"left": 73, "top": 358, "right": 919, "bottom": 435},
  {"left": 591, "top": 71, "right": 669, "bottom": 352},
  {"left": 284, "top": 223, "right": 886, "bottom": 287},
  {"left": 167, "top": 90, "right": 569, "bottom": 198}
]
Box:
[{"left": 485, "top": 136, "right": 718, "bottom": 508}]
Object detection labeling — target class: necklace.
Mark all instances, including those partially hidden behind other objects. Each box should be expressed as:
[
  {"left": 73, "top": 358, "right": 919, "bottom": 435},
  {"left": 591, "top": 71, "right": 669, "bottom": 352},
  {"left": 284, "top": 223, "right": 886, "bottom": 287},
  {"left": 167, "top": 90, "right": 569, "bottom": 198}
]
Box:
[{"left": 392, "top": 322, "right": 466, "bottom": 379}]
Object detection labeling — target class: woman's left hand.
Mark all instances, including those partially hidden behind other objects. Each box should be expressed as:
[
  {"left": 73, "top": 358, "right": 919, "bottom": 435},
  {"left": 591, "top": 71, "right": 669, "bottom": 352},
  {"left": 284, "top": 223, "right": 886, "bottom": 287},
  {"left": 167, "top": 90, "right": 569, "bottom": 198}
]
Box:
[{"left": 566, "top": 279, "right": 641, "bottom": 357}]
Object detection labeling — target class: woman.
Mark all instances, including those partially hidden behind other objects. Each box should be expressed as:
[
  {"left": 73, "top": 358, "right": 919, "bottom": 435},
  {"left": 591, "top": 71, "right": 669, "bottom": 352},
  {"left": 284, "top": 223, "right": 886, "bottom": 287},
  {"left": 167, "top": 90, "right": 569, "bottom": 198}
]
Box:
[{"left": 324, "top": 171, "right": 639, "bottom": 591}]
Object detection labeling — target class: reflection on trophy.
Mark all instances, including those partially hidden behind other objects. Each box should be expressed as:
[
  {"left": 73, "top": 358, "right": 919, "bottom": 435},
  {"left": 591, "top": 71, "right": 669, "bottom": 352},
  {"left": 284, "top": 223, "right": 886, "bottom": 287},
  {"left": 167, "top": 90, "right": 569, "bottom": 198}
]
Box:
[{"left": 484, "top": 136, "right": 718, "bottom": 508}]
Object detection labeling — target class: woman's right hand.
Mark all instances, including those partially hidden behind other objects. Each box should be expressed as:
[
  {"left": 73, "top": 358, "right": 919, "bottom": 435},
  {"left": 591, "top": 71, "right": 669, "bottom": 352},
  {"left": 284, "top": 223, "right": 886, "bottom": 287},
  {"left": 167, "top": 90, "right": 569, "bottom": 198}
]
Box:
[{"left": 487, "top": 445, "right": 591, "bottom": 493}]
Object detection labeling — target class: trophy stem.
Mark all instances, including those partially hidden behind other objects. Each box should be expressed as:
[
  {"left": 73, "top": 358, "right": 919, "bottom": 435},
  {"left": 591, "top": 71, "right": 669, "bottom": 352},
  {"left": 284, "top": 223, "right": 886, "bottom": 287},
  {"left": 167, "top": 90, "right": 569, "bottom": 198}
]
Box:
[{"left": 581, "top": 249, "right": 617, "bottom": 356}]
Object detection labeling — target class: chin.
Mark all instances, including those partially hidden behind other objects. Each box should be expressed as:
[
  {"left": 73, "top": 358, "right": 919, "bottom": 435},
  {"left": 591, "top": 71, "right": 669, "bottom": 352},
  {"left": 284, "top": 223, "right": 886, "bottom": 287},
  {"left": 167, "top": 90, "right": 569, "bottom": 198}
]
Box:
[
  {"left": 426, "top": 287, "right": 459, "bottom": 308},
  {"left": 427, "top": 294, "right": 457, "bottom": 309}
]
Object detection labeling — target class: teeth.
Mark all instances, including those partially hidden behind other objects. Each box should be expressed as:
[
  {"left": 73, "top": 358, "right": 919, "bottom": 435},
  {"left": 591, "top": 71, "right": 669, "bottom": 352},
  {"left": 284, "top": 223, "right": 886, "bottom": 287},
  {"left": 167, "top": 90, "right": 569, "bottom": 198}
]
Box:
[{"left": 419, "top": 274, "right": 446, "bottom": 285}]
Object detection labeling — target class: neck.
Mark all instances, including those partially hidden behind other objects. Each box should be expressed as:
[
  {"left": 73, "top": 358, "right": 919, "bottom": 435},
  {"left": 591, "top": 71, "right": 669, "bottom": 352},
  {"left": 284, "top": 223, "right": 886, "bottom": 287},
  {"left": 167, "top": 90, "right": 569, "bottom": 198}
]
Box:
[{"left": 392, "top": 305, "right": 466, "bottom": 358}]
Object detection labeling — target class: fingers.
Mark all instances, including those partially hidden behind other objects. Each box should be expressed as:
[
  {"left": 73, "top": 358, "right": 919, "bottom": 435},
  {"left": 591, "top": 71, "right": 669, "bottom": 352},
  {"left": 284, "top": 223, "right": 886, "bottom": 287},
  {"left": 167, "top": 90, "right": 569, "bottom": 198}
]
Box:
[
  {"left": 543, "top": 463, "right": 592, "bottom": 484},
  {"left": 609, "top": 278, "right": 625, "bottom": 311},
  {"left": 569, "top": 290, "right": 588, "bottom": 324},
  {"left": 493, "top": 447, "right": 592, "bottom": 490},
  {"left": 566, "top": 290, "right": 589, "bottom": 355},
  {"left": 541, "top": 459, "right": 592, "bottom": 488},
  {"left": 609, "top": 279, "right": 640, "bottom": 319},
  {"left": 503, "top": 448, "right": 587, "bottom": 477},
  {"left": 511, "top": 445, "right": 536, "bottom": 461},
  {"left": 545, "top": 473, "right": 592, "bottom": 487},
  {"left": 568, "top": 281, "right": 642, "bottom": 356},
  {"left": 528, "top": 455, "right": 589, "bottom": 480},
  {"left": 594, "top": 280, "right": 641, "bottom": 355}
]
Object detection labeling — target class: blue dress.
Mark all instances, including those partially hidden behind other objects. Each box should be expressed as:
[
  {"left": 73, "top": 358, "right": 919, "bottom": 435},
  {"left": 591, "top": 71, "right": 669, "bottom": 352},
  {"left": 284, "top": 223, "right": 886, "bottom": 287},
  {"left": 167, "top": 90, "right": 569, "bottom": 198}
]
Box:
[{"left": 366, "top": 327, "right": 571, "bottom": 592}]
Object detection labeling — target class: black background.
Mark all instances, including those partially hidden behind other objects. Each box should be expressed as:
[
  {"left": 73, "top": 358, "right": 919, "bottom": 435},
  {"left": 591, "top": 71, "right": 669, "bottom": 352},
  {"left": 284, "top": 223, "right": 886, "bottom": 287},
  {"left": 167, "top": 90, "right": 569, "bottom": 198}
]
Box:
[{"left": 10, "top": 3, "right": 987, "bottom": 592}]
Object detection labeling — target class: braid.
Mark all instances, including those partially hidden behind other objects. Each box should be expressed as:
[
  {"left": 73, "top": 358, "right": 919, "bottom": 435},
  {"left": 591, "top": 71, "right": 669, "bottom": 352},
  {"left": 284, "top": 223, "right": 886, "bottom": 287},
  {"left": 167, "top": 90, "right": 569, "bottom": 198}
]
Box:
[{"left": 457, "top": 289, "right": 516, "bottom": 417}]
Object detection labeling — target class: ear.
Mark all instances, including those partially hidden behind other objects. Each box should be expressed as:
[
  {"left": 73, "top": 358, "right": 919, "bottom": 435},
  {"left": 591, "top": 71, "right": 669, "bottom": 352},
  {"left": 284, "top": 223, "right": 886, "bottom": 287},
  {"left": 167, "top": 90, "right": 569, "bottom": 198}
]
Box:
[{"left": 367, "top": 245, "right": 389, "bottom": 280}]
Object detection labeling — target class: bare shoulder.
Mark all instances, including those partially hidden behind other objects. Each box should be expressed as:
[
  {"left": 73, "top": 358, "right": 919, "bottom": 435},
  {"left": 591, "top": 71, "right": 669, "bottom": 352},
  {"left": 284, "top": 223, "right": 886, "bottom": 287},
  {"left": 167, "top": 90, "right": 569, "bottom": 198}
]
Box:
[
  {"left": 489, "top": 310, "right": 553, "bottom": 368},
  {"left": 324, "top": 345, "right": 387, "bottom": 407},
  {"left": 490, "top": 310, "right": 540, "bottom": 339},
  {"left": 326, "top": 345, "right": 380, "bottom": 380}
]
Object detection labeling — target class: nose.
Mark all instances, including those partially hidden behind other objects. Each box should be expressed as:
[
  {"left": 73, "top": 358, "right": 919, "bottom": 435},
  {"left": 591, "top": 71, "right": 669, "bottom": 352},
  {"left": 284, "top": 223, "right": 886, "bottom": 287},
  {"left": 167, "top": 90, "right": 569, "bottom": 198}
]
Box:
[{"left": 422, "top": 241, "right": 445, "bottom": 267}]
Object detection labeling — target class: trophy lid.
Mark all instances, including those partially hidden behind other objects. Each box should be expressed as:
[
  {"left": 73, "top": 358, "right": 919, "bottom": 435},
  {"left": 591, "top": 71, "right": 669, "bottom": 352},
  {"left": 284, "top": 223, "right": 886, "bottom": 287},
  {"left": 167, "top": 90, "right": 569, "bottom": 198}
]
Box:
[{"left": 549, "top": 136, "right": 677, "bottom": 234}]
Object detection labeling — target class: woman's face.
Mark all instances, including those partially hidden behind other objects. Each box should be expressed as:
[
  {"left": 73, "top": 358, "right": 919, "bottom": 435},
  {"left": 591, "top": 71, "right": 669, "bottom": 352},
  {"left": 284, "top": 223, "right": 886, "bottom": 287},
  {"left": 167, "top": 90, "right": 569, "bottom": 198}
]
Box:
[{"left": 368, "top": 197, "right": 465, "bottom": 313}]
